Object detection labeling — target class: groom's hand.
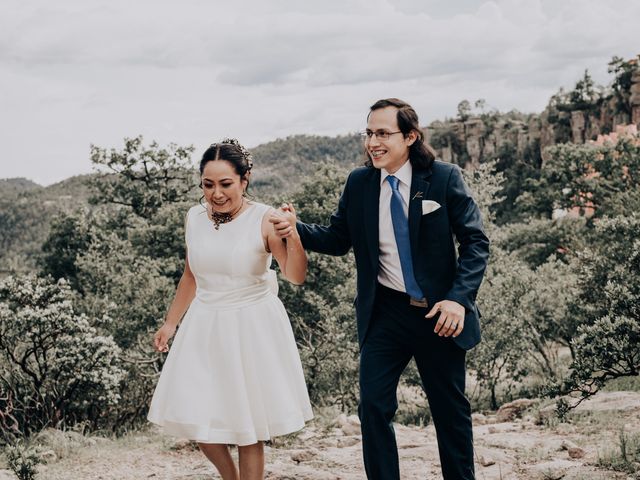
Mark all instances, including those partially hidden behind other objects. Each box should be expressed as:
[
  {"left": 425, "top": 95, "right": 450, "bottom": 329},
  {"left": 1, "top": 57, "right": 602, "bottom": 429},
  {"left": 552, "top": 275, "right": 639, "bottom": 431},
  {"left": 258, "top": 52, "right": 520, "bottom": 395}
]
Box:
[
  {"left": 269, "top": 203, "right": 297, "bottom": 239},
  {"left": 426, "top": 300, "right": 465, "bottom": 338}
]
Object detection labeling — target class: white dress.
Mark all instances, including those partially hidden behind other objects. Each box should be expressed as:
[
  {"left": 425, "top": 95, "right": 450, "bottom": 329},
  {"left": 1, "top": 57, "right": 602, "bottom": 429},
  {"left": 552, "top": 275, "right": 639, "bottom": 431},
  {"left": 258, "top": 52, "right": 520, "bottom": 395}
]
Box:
[{"left": 147, "top": 201, "right": 313, "bottom": 446}]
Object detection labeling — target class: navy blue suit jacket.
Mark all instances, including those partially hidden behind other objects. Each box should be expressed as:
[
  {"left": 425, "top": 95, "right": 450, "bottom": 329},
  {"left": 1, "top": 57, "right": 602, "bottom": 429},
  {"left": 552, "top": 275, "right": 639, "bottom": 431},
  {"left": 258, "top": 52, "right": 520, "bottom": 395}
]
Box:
[{"left": 297, "top": 160, "right": 490, "bottom": 351}]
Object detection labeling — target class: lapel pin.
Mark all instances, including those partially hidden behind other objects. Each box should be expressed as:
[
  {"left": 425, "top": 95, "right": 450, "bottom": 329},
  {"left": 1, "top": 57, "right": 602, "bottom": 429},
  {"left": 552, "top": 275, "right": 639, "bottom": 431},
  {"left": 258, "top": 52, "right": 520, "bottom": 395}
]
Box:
[{"left": 412, "top": 192, "right": 423, "bottom": 200}]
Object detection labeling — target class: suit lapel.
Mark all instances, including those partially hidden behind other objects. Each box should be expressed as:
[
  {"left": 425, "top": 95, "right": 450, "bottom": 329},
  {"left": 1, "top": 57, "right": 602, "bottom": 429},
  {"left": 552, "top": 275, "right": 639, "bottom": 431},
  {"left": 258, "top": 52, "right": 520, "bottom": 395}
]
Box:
[
  {"left": 364, "top": 168, "right": 380, "bottom": 271},
  {"left": 409, "top": 167, "right": 432, "bottom": 257}
]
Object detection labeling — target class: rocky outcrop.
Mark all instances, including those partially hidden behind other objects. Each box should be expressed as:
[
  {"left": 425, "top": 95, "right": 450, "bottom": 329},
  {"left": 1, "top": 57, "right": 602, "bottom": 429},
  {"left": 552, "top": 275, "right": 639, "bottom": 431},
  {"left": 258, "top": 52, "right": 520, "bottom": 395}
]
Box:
[
  {"left": 425, "top": 61, "right": 640, "bottom": 170},
  {"left": 631, "top": 69, "right": 640, "bottom": 125}
]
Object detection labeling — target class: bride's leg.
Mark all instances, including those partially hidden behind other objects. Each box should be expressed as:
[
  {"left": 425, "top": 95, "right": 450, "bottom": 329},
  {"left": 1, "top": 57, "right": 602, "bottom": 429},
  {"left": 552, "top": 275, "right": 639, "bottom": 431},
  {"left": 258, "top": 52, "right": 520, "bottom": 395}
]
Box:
[
  {"left": 197, "top": 443, "right": 239, "bottom": 480},
  {"left": 238, "top": 441, "right": 264, "bottom": 480}
]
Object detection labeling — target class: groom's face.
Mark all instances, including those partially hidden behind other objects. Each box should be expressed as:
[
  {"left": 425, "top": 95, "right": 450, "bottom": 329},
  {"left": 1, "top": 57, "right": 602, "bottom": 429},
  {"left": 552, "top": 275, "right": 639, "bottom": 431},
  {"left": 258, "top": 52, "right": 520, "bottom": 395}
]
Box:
[{"left": 365, "top": 106, "right": 415, "bottom": 174}]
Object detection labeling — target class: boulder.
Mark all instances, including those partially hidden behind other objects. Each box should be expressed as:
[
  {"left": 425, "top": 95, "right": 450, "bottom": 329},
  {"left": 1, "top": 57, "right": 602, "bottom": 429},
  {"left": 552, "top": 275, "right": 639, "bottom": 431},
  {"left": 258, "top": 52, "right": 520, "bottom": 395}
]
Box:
[{"left": 496, "top": 398, "right": 538, "bottom": 422}]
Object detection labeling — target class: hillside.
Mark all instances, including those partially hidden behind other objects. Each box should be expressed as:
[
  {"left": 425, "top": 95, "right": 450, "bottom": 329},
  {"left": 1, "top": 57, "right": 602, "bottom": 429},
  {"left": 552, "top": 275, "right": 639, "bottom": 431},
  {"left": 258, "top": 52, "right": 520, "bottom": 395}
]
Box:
[
  {"left": 0, "top": 174, "right": 97, "bottom": 275},
  {"left": 250, "top": 134, "right": 362, "bottom": 194},
  {"left": 0, "top": 178, "right": 42, "bottom": 196}
]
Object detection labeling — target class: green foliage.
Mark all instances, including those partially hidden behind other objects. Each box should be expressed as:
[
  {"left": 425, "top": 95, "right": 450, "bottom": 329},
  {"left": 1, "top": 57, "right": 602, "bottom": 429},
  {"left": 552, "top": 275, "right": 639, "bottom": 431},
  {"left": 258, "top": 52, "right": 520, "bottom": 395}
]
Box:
[
  {"left": 277, "top": 164, "right": 360, "bottom": 411},
  {"left": 74, "top": 232, "right": 176, "bottom": 348},
  {"left": 518, "top": 136, "right": 640, "bottom": 220},
  {"left": 457, "top": 100, "right": 472, "bottom": 122},
  {"left": 0, "top": 178, "right": 41, "bottom": 196},
  {"left": 4, "top": 442, "right": 42, "bottom": 480},
  {"left": 597, "top": 428, "right": 640, "bottom": 475},
  {"left": 467, "top": 164, "right": 581, "bottom": 408},
  {"left": 250, "top": 134, "right": 362, "bottom": 197},
  {"left": 0, "top": 275, "right": 123, "bottom": 439},
  {"left": 555, "top": 217, "right": 640, "bottom": 401},
  {"left": 608, "top": 55, "right": 640, "bottom": 117},
  {"left": 568, "top": 70, "right": 602, "bottom": 112},
  {"left": 498, "top": 217, "right": 588, "bottom": 268},
  {"left": 39, "top": 214, "right": 92, "bottom": 291},
  {"left": 488, "top": 136, "right": 544, "bottom": 224},
  {"left": 89, "top": 136, "right": 197, "bottom": 219},
  {"left": 0, "top": 175, "right": 96, "bottom": 277}
]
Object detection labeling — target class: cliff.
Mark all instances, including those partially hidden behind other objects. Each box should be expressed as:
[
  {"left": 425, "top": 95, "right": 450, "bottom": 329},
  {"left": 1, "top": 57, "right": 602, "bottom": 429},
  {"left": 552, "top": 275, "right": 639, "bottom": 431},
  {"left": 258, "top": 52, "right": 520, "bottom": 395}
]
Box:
[{"left": 424, "top": 55, "right": 640, "bottom": 169}]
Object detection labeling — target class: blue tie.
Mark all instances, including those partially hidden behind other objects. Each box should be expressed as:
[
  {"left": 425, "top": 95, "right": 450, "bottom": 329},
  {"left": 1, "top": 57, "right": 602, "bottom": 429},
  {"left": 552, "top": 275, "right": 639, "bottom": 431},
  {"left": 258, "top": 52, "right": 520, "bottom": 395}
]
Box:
[{"left": 387, "top": 175, "right": 424, "bottom": 300}]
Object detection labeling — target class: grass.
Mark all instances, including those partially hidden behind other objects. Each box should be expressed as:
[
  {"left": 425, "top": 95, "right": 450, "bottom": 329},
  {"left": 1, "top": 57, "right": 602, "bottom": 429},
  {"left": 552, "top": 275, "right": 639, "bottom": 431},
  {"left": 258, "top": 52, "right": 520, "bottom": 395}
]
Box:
[
  {"left": 601, "top": 375, "right": 640, "bottom": 392},
  {"left": 596, "top": 428, "right": 640, "bottom": 475}
]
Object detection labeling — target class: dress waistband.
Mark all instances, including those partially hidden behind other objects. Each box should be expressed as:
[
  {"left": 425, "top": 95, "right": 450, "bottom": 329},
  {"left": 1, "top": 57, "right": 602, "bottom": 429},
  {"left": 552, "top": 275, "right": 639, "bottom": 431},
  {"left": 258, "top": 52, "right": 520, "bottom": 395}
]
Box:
[{"left": 192, "top": 273, "right": 278, "bottom": 309}]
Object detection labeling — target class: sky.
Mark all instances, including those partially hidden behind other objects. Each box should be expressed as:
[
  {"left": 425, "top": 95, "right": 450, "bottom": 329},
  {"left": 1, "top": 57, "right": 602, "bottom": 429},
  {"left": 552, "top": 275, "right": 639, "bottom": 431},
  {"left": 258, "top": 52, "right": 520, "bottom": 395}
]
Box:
[{"left": 1, "top": 0, "right": 638, "bottom": 186}]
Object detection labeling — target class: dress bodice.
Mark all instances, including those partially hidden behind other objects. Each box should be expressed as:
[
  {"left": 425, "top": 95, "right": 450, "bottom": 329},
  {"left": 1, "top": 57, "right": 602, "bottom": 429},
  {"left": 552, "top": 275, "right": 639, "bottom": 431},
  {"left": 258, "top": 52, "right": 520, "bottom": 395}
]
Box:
[{"left": 186, "top": 201, "right": 276, "bottom": 308}]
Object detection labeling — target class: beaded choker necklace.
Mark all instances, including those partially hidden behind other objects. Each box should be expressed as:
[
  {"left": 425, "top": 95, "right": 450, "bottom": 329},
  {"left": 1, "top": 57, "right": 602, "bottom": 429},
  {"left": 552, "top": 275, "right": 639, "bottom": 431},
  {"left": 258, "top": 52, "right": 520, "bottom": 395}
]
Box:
[{"left": 210, "top": 198, "right": 244, "bottom": 230}]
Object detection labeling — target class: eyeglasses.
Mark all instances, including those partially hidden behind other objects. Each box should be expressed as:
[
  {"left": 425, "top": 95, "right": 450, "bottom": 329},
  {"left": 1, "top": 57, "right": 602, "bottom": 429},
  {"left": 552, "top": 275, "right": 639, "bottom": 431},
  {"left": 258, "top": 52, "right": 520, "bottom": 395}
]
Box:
[{"left": 359, "top": 130, "right": 403, "bottom": 141}]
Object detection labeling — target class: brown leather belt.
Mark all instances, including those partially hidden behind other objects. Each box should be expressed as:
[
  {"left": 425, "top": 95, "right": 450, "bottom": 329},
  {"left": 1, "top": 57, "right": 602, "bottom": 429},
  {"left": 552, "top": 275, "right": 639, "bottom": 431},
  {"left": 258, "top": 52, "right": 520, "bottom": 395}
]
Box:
[{"left": 377, "top": 283, "right": 428, "bottom": 308}]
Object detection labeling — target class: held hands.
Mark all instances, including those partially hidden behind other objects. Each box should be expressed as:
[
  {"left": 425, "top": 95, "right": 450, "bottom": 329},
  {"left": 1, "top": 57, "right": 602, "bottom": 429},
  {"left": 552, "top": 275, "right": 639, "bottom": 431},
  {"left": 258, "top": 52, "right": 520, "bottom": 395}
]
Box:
[
  {"left": 269, "top": 203, "right": 298, "bottom": 239},
  {"left": 426, "top": 300, "right": 465, "bottom": 338},
  {"left": 153, "top": 323, "right": 177, "bottom": 353}
]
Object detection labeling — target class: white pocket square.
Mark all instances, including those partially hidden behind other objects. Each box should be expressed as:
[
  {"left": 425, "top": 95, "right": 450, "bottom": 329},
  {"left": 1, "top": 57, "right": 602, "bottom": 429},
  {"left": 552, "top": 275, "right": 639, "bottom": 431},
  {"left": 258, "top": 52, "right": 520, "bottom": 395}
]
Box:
[{"left": 422, "top": 200, "right": 441, "bottom": 215}]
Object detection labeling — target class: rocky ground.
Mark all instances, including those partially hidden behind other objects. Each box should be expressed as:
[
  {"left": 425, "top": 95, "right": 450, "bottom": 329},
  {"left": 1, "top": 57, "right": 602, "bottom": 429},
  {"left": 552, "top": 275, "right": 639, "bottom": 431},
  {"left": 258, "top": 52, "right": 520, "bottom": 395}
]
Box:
[{"left": 1, "top": 391, "right": 639, "bottom": 480}]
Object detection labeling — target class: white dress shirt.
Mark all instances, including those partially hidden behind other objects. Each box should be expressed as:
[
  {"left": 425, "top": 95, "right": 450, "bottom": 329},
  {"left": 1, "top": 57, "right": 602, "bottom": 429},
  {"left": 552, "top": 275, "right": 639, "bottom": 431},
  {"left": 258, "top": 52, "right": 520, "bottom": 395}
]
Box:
[{"left": 377, "top": 159, "right": 412, "bottom": 292}]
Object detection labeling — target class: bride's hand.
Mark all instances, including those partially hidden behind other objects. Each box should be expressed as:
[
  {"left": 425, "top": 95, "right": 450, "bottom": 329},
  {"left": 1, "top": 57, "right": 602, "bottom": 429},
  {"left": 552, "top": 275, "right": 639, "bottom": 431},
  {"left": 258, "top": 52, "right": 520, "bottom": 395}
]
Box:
[
  {"left": 269, "top": 203, "right": 298, "bottom": 239},
  {"left": 153, "top": 322, "right": 176, "bottom": 353}
]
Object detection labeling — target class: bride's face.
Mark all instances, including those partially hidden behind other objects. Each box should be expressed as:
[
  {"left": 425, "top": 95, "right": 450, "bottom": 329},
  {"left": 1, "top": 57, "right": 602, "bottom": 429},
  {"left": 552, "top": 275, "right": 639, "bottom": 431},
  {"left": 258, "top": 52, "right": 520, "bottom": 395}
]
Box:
[{"left": 201, "top": 160, "right": 248, "bottom": 213}]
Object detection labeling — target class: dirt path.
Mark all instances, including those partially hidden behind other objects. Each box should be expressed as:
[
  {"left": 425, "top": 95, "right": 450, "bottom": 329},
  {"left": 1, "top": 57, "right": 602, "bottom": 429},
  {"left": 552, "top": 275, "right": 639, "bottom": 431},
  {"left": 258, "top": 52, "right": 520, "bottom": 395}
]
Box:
[{"left": 2, "top": 392, "right": 639, "bottom": 480}]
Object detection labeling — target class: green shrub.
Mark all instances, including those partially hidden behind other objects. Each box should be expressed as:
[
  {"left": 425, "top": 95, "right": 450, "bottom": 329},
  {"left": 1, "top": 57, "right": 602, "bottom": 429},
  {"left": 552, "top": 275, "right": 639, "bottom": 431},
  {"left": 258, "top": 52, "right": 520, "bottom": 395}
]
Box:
[
  {"left": 5, "top": 442, "right": 42, "bottom": 480},
  {"left": 0, "top": 275, "right": 123, "bottom": 439}
]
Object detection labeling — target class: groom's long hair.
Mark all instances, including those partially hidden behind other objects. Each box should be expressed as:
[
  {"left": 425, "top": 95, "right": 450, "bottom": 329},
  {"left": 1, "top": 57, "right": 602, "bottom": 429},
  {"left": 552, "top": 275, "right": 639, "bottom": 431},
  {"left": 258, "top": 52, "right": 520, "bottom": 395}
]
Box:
[{"left": 363, "top": 98, "right": 436, "bottom": 170}]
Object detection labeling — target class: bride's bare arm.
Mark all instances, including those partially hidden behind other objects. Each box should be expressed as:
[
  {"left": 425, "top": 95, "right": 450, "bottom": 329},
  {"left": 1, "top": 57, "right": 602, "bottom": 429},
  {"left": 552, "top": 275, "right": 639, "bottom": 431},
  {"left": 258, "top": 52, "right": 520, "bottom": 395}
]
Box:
[
  {"left": 263, "top": 205, "right": 307, "bottom": 285},
  {"left": 153, "top": 252, "right": 196, "bottom": 352}
]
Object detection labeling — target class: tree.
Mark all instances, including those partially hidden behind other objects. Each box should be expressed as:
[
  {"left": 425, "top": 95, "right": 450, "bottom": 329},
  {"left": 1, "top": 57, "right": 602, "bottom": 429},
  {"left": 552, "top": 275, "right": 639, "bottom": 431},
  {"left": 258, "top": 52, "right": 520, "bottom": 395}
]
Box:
[
  {"left": 89, "top": 136, "right": 197, "bottom": 219},
  {"left": 517, "top": 136, "right": 640, "bottom": 221},
  {"left": 569, "top": 70, "right": 601, "bottom": 111},
  {"left": 39, "top": 213, "right": 92, "bottom": 291},
  {"left": 553, "top": 216, "right": 640, "bottom": 404},
  {"left": 608, "top": 55, "right": 640, "bottom": 117},
  {"left": 276, "top": 163, "right": 360, "bottom": 410},
  {"left": 457, "top": 100, "right": 472, "bottom": 122},
  {"left": 0, "top": 275, "right": 123, "bottom": 440}
]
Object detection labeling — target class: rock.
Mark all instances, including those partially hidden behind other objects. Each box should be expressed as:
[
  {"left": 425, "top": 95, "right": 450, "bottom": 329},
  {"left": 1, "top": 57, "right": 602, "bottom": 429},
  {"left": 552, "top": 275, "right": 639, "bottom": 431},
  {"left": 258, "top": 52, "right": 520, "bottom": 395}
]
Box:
[
  {"left": 528, "top": 459, "right": 576, "bottom": 479},
  {"left": 558, "top": 439, "right": 586, "bottom": 459},
  {"left": 573, "top": 391, "right": 640, "bottom": 412},
  {"left": 290, "top": 448, "right": 319, "bottom": 463},
  {"left": 472, "top": 412, "right": 487, "bottom": 425},
  {"left": 316, "top": 437, "right": 338, "bottom": 448},
  {"left": 296, "top": 429, "right": 318, "bottom": 442},
  {"left": 567, "top": 447, "right": 585, "bottom": 459},
  {"left": 170, "top": 439, "right": 199, "bottom": 452},
  {"left": 488, "top": 426, "right": 498, "bottom": 434},
  {"left": 38, "top": 449, "right": 57, "bottom": 463},
  {"left": 334, "top": 413, "right": 348, "bottom": 426},
  {"left": 88, "top": 436, "right": 112, "bottom": 445},
  {"left": 336, "top": 414, "right": 361, "bottom": 436},
  {"left": 559, "top": 439, "right": 579, "bottom": 451},
  {"left": 478, "top": 455, "right": 496, "bottom": 467},
  {"left": 336, "top": 436, "right": 360, "bottom": 448},
  {"left": 496, "top": 398, "right": 538, "bottom": 422}
]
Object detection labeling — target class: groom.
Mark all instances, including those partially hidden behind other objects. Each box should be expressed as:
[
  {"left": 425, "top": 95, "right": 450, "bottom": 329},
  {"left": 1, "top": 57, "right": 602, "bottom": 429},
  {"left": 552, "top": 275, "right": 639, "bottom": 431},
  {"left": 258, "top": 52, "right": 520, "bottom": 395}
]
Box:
[{"left": 274, "top": 98, "right": 489, "bottom": 479}]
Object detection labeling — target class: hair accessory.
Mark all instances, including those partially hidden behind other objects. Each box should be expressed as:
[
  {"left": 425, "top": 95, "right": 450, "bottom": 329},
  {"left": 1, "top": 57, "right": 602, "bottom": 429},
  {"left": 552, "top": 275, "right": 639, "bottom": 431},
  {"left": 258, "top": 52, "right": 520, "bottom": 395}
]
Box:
[{"left": 210, "top": 138, "right": 254, "bottom": 171}]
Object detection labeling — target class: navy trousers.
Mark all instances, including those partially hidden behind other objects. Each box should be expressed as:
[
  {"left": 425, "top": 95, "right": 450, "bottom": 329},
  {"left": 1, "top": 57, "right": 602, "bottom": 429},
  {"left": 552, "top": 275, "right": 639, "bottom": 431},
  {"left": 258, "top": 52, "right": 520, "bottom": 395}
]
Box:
[{"left": 358, "top": 284, "right": 475, "bottom": 479}]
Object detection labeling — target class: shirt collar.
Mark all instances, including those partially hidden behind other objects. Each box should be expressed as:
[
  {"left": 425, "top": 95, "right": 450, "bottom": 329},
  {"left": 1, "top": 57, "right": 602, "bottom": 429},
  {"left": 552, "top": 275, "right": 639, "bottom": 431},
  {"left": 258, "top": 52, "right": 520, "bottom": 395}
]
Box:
[{"left": 380, "top": 159, "right": 413, "bottom": 188}]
